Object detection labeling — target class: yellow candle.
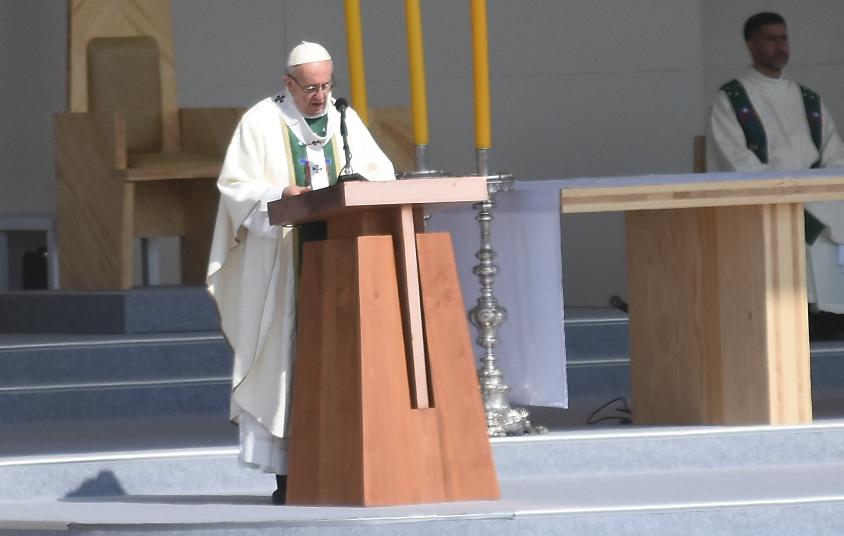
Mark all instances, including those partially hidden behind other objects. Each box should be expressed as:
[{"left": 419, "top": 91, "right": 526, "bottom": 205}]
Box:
[
  {"left": 344, "top": 0, "right": 369, "bottom": 124},
  {"left": 470, "top": 0, "right": 491, "bottom": 149},
  {"left": 405, "top": 0, "right": 429, "bottom": 146}
]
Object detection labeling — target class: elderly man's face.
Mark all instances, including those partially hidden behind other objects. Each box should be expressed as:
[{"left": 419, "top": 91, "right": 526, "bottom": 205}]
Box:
[
  {"left": 284, "top": 60, "right": 333, "bottom": 117},
  {"left": 747, "top": 23, "right": 790, "bottom": 76}
]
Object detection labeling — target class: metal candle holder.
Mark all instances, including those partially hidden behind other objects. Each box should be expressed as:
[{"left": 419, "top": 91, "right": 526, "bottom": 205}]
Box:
[{"left": 469, "top": 163, "right": 545, "bottom": 437}]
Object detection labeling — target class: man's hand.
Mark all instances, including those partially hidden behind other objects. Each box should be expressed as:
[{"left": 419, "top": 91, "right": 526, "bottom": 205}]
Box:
[{"left": 282, "top": 185, "right": 312, "bottom": 197}]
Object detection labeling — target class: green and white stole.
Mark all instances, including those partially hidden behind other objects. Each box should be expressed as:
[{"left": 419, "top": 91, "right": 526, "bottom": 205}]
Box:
[
  {"left": 720, "top": 79, "right": 825, "bottom": 244},
  {"left": 281, "top": 116, "right": 342, "bottom": 274},
  {"left": 282, "top": 115, "right": 342, "bottom": 188}
]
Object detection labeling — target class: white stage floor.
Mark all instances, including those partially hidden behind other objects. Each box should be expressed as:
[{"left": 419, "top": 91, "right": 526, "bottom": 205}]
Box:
[
  {"left": 3, "top": 463, "right": 844, "bottom": 533},
  {"left": 4, "top": 425, "right": 844, "bottom": 534}
]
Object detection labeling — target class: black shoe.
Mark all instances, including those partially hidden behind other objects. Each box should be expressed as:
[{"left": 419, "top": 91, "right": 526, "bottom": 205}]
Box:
[{"left": 271, "top": 474, "right": 287, "bottom": 505}]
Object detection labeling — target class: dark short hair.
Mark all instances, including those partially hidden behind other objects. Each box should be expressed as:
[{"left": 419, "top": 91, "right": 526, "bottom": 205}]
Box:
[{"left": 744, "top": 12, "right": 786, "bottom": 41}]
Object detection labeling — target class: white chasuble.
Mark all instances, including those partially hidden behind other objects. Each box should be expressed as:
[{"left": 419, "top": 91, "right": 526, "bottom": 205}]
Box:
[{"left": 207, "top": 90, "right": 395, "bottom": 473}]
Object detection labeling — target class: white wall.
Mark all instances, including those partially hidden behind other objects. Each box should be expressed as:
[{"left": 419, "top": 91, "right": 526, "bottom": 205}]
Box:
[
  {"left": 2, "top": 1, "right": 843, "bottom": 303},
  {"left": 702, "top": 1, "right": 844, "bottom": 116},
  {"left": 175, "top": 0, "right": 706, "bottom": 306},
  {"left": 0, "top": 1, "right": 66, "bottom": 217}
]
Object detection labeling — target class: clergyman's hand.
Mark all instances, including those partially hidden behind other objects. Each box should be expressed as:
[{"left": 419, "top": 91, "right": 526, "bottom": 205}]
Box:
[{"left": 282, "top": 185, "right": 312, "bottom": 197}]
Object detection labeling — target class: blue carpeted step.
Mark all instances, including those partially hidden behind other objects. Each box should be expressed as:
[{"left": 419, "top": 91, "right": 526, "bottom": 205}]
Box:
[
  {"left": 0, "top": 381, "right": 230, "bottom": 425},
  {"left": 534, "top": 340, "right": 844, "bottom": 428},
  {"left": 0, "top": 333, "right": 232, "bottom": 426},
  {"left": 0, "top": 333, "right": 231, "bottom": 390},
  {"left": 0, "top": 287, "right": 220, "bottom": 334},
  {"left": 563, "top": 307, "right": 629, "bottom": 361}
]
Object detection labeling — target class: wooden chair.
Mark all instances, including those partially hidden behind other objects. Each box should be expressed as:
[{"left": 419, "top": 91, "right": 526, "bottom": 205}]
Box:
[
  {"left": 693, "top": 135, "right": 707, "bottom": 173},
  {"left": 55, "top": 0, "right": 243, "bottom": 289},
  {"left": 368, "top": 107, "right": 415, "bottom": 173}
]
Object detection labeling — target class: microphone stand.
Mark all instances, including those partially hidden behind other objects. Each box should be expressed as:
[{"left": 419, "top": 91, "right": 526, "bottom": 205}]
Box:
[{"left": 335, "top": 98, "right": 365, "bottom": 183}]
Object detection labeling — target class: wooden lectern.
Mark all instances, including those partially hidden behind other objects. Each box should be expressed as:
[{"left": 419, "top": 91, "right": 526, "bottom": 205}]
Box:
[{"left": 268, "top": 177, "right": 500, "bottom": 506}]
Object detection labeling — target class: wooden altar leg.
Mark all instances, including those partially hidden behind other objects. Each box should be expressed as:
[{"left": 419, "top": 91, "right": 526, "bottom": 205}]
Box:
[
  {"left": 626, "top": 203, "right": 812, "bottom": 425},
  {"left": 287, "top": 233, "right": 498, "bottom": 506}
]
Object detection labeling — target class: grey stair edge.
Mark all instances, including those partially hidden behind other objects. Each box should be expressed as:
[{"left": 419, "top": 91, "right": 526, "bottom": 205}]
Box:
[
  {"left": 494, "top": 419, "right": 844, "bottom": 443},
  {"left": 0, "top": 445, "right": 240, "bottom": 468},
  {"left": 563, "top": 307, "right": 628, "bottom": 324},
  {"left": 0, "top": 376, "right": 231, "bottom": 395},
  {"left": 0, "top": 332, "right": 226, "bottom": 351},
  {"left": 1, "top": 419, "right": 839, "bottom": 465},
  {"left": 566, "top": 340, "right": 844, "bottom": 363}
]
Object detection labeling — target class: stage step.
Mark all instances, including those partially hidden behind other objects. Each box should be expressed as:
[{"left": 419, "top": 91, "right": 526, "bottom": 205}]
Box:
[
  {"left": 2, "top": 306, "right": 843, "bottom": 455},
  {"left": 0, "top": 287, "right": 220, "bottom": 334},
  {"left": 2, "top": 424, "right": 844, "bottom": 534},
  {"left": 0, "top": 332, "right": 233, "bottom": 457},
  {"left": 4, "top": 422, "right": 844, "bottom": 500},
  {"left": 2, "top": 300, "right": 844, "bottom": 533},
  {"left": 0, "top": 333, "right": 231, "bottom": 424},
  {"left": 564, "top": 307, "right": 629, "bottom": 361},
  {"left": 559, "top": 308, "right": 844, "bottom": 426}
]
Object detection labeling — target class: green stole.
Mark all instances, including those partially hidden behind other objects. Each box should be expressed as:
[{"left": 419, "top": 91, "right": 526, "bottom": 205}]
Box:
[
  {"left": 720, "top": 79, "right": 825, "bottom": 244},
  {"left": 284, "top": 115, "right": 341, "bottom": 188},
  {"left": 282, "top": 115, "right": 342, "bottom": 274}
]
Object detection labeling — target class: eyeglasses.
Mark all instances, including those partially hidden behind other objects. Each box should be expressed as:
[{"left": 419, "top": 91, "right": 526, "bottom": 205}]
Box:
[{"left": 288, "top": 74, "right": 334, "bottom": 95}]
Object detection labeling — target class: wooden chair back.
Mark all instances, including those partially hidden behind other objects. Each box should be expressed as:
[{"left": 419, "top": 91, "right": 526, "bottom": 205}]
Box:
[{"left": 68, "top": 0, "right": 179, "bottom": 152}]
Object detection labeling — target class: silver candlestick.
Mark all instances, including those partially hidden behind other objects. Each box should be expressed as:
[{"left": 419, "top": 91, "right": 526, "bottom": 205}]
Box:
[{"left": 468, "top": 169, "right": 546, "bottom": 437}]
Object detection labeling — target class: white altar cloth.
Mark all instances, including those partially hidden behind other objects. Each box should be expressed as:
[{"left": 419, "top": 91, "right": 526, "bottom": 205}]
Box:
[
  {"left": 428, "top": 179, "right": 568, "bottom": 408},
  {"left": 426, "top": 168, "right": 844, "bottom": 409}
]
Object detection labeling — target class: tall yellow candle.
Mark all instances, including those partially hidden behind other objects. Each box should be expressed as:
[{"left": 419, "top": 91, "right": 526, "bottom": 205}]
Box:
[
  {"left": 405, "top": 0, "right": 429, "bottom": 146},
  {"left": 344, "top": 0, "right": 369, "bottom": 124},
  {"left": 470, "top": 0, "right": 491, "bottom": 149}
]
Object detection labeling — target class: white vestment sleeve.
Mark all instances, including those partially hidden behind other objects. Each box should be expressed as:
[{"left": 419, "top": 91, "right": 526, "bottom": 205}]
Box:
[
  {"left": 706, "top": 91, "right": 769, "bottom": 172},
  {"left": 242, "top": 186, "right": 285, "bottom": 239},
  {"left": 819, "top": 102, "right": 844, "bottom": 168},
  {"left": 217, "top": 112, "right": 281, "bottom": 232}
]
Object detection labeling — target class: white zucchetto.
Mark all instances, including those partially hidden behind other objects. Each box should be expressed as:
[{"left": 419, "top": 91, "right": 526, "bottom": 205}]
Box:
[{"left": 286, "top": 41, "right": 332, "bottom": 67}]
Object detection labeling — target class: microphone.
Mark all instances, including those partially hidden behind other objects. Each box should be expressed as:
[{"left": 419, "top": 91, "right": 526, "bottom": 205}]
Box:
[{"left": 334, "top": 98, "right": 365, "bottom": 183}]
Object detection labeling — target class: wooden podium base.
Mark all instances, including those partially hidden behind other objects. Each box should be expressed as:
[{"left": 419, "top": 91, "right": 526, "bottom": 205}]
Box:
[{"left": 287, "top": 232, "right": 499, "bottom": 506}]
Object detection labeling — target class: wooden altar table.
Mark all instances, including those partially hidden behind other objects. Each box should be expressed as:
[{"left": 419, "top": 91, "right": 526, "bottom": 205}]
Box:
[{"left": 559, "top": 170, "right": 844, "bottom": 425}]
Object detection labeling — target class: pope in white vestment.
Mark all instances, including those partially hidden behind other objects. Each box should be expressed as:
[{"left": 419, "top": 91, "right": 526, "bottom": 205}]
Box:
[
  {"left": 206, "top": 42, "right": 395, "bottom": 492},
  {"left": 706, "top": 13, "right": 844, "bottom": 315}
]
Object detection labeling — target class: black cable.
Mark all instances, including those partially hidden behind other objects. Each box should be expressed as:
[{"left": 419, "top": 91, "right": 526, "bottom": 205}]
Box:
[{"left": 587, "top": 396, "right": 632, "bottom": 425}]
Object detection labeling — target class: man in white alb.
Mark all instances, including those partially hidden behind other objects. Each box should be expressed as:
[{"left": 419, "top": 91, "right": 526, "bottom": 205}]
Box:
[
  {"left": 706, "top": 12, "right": 844, "bottom": 333},
  {"left": 206, "top": 42, "right": 395, "bottom": 503}
]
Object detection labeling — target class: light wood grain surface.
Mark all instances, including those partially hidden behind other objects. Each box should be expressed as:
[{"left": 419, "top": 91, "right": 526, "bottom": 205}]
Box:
[
  {"left": 561, "top": 175, "right": 844, "bottom": 213},
  {"left": 627, "top": 204, "right": 812, "bottom": 425},
  {"left": 287, "top": 227, "right": 497, "bottom": 505},
  {"left": 369, "top": 106, "right": 415, "bottom": 173},
  {"left": 59, "top": 1, "right": 243, "bottom": 289},
  {"left": 69, "top": 0, "right": 179, "bottom": 151},
  {"left": 269, "top": 176, "right": 488, "bottom": 226}
]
